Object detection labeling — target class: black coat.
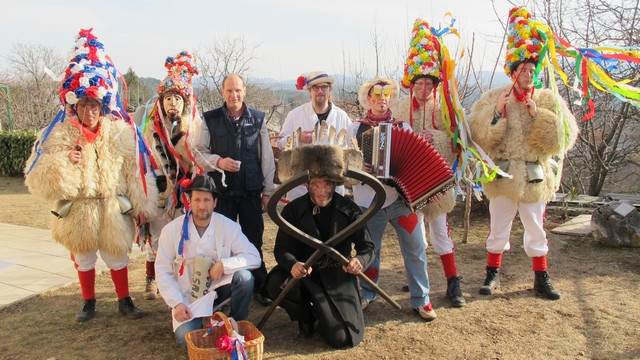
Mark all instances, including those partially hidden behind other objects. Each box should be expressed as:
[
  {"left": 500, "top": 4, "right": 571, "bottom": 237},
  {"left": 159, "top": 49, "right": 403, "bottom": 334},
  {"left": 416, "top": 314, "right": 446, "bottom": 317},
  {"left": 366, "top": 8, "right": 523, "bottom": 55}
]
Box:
[{"left": 274, "top": 192, "right": 374, "bottom": 346}]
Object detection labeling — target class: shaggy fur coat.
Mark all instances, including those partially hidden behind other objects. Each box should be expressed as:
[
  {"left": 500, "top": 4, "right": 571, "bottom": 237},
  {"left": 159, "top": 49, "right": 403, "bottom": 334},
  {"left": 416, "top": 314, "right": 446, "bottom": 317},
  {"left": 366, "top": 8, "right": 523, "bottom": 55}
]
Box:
[
  {"left": 396, "top": 96, "right": 456, "bottom": 222},
  {"left": 25, "top": 117, "right": 159, "bottom": 257},
  {"left": 467, "top": 85, "right": 579, "bottom": 203}
]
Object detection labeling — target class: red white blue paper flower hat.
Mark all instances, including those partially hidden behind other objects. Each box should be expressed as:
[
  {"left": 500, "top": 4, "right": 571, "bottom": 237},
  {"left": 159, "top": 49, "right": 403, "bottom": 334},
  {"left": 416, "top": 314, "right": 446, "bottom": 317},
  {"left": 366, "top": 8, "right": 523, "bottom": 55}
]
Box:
[
  {"left": 402, "top": 18, "right": 441, "bottom": 88},
  {"left": 157, "top": 51, "right": 199, "bottom": 102}
]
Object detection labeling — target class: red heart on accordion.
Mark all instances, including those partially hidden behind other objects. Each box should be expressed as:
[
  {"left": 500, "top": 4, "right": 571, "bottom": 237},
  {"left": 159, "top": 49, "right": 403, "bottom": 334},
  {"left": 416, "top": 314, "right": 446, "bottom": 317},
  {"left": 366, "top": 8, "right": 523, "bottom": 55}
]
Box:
[{"left": 397, "top": 213, "right": 418, "bottom": 234}]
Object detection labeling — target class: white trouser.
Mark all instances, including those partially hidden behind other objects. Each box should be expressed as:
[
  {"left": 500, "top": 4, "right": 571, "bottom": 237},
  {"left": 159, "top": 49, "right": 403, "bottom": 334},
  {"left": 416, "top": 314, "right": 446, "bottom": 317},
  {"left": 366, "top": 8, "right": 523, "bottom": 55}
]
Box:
[
  {"left": 419, "top": 213, "right": 455, "bottom": 255},
  {"left": 146, "top": 212, "right": 171, "bottom": 262},
  {"left": 73, "top": 250, "right": 129, "bottom": 272},
  {"left": 487, "top": 196, "right": 548, "bottom": 257}
]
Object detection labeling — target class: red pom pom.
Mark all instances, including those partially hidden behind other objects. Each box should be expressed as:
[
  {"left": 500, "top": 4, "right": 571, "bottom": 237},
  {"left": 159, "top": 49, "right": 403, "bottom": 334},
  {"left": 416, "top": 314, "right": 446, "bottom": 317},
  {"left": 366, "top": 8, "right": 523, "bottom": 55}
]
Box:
[
  {"left": 86, "top": 86, "right": 99, "bottom": 98},
  {"left": 295, "top": 76, "right": 306, "bottom": 90},
  {"left": 216, "top": 335, "right": 234, "bottom": 353}
]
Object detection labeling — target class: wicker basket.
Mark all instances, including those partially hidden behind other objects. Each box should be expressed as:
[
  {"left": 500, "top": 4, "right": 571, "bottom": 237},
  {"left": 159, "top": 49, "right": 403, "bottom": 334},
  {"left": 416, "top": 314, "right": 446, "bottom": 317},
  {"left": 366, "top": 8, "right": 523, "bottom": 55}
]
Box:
[{"left": 185, "top": 312, "right": 264, "bottom": 360}]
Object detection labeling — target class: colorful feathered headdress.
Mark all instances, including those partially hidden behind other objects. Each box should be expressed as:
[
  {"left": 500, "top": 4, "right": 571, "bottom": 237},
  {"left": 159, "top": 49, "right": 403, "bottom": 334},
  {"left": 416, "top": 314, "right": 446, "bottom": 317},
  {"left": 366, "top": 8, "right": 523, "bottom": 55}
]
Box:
[{"left": 402, "top": 18, "right": 441, "bottom": 88}]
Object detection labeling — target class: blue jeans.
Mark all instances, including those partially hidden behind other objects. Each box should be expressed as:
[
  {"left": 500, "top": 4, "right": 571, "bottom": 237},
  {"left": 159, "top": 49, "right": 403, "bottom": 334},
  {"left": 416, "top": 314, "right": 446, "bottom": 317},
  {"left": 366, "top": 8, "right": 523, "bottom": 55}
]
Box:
[
  {"left": 360, "top": 198, "right": 431, "bottom": 308},
  {"left": 174, "top": 269, "right": 254, "bottom": 347}
]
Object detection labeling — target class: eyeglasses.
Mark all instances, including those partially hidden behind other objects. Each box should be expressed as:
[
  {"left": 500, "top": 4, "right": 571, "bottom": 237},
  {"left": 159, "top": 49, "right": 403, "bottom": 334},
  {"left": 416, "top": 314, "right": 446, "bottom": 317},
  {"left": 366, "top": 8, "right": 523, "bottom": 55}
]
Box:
[
  {"left": 370, "top": 84, "right": 393, "bottom": 100},
  {"left": 310, "top": 85, "right": 331, "bottom": 92},
  {"left": 77, "top": 101, "right": 101, "bottom": 111}
]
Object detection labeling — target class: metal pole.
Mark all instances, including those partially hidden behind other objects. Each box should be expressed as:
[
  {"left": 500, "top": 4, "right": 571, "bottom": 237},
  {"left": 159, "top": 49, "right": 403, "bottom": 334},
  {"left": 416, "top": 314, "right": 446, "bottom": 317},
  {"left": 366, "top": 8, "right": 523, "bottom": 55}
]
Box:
[{"left": 0, "top": 85, "right": 13, "bottom": 131}]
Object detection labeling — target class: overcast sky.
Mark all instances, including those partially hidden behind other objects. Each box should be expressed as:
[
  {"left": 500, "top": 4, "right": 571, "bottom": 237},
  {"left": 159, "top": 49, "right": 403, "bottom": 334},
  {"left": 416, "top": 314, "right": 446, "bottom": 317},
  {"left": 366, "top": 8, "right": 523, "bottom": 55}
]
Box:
[{"left": 0, "top": 0, "right": 519, "bottom": 81}]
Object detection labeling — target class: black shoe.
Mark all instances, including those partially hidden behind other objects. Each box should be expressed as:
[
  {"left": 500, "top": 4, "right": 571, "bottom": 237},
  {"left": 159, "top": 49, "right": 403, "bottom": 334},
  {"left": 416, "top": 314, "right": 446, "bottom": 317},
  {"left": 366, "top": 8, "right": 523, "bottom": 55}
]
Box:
[
  {"left": 254, "top": 292, "right": 273, "bottom": 307},
  {"left": 118, "top": 296, "right": 145, "bottom": 319},
  {"left": 76, "top": 298, "right": 96, "bottom": 322},
  {"left": 446, "top": 276, "right": 466, "bottom": 307},
  {"left": 479, "top": 266, "right": 500, "bottom": 295},
  {"left": 297, "top": 319, "right": 315, "bottom": 339},
  {"left": 534, "top": 271, "right": 561, "bottom": 300},
  {"left": 401, "top": 284, "right": 410, "bottom": 292}
]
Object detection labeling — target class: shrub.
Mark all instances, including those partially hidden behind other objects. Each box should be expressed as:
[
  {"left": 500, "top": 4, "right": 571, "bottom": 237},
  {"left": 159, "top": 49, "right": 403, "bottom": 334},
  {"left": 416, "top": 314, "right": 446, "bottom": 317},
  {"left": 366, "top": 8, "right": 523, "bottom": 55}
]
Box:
[{"left": 0, "top": 130, "right": 37, "bottom": 176}]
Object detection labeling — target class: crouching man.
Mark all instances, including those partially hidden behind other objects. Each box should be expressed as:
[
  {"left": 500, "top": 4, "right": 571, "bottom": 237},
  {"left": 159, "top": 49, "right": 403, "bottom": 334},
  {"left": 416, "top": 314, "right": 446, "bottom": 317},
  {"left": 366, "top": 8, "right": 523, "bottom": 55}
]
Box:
[{"left": 155, "top": 174, "right": 261, "bottom": 347}]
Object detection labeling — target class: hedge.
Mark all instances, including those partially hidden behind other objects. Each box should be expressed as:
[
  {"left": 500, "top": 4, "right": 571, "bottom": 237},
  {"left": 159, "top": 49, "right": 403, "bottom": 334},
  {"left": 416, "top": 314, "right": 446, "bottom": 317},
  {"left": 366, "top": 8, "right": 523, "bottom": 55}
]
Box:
[{"left": 0, "top": 130, "right": 37, "bottom": 176}]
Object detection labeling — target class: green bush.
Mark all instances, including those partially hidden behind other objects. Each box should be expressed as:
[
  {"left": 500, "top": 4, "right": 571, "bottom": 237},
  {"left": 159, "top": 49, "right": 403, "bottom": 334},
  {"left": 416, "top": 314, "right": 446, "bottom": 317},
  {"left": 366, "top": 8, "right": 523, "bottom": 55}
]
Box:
[{"left": 0, "top": 130, "right": 37, "bottom": 176}]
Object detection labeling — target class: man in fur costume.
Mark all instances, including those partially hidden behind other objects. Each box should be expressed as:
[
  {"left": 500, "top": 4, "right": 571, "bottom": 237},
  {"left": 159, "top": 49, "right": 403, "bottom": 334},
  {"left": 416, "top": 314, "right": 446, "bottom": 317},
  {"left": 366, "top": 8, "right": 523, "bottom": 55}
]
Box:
[
  {"left": 24, "top": 29, "right": 159, "bottom": 321},
  {"left": 277, "top": 71, "right": 352, "bottom": 201},
  {"left": 140, "top": 51, "right": 200, "bottom": 300},
  {"left": 395, "top": 18, "right": 465, "bottom": 307},
  {"left": 264, "top": 144, "right": 375, "bottom": 348},
  {"left": 467, "top": 7, "right": 579, "bottom": 300},
  {"left": 349, "top": 76, "right": 437, "bottom": 321}
]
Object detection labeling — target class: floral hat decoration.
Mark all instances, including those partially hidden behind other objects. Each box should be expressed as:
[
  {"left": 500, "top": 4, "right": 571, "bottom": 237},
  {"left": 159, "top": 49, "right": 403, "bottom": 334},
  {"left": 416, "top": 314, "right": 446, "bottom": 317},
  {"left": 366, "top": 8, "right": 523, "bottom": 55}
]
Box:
[
  {"left": 402, "top": 18, "right": 441, "bottom": 89},
  {"left": 58, "top": 28, "right": 121, "bottom": 116},
  {"left": 156, "top": 51, "right": 199, "bottom": 103},
  {"left": 295, "top": 71, "right": 336, "bottom": 90},
  {"left": 504, "top": 6, "right": 545, "bottom": 76}
]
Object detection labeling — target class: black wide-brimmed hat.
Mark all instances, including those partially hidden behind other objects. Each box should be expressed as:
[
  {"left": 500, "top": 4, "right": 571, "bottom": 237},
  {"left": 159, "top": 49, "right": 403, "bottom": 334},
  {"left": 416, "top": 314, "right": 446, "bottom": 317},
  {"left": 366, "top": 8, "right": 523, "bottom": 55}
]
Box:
[{"left": 185, "top": 174, "right": 221, "bottom": 196}]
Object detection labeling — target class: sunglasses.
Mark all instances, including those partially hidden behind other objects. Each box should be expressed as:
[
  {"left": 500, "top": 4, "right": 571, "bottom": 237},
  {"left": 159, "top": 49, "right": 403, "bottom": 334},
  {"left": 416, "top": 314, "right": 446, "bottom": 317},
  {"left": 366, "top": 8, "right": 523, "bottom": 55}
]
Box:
[{"left": 371, "top": 84, "right": 393, "bottom": 99}]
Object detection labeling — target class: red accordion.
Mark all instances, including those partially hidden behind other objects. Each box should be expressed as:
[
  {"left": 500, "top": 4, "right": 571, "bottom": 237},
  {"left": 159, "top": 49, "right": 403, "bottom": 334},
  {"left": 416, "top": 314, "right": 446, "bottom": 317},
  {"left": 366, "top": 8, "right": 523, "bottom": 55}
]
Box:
[{"left": 361, "top": 123, "right": 455, "bottom": 211}]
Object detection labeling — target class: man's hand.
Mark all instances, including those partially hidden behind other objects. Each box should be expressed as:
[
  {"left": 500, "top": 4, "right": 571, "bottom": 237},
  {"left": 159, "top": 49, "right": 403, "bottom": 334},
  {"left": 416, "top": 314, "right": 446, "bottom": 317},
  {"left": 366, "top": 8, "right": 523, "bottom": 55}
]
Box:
[
  {"left": 261, "top": 194, "right": 270, "bottom": 213},
  {"left": 173, "top": 303, "right": 193, "bottom": 322},
  {"left": 300, "top": 130, "right": 313, "bottom": 144},
  {"left": 342, "top": 257, "right": 363, "bottom": 275},
  {"left": 291, "top": 262, "right": 311, "bottom": 279},
  {"left": 217, "top": 157, "right": 240, "bottom": 172},
  {"left": 496, "top": 91, "right": 509, "bottom": 116},
  {"left": 135, "top": 213, "right": 147, "bottom": 225},
  {"left": 209, "top": 261, "right": 224, "bottom": 281},
  {"left": 421, "top": 129, "right": 434, "bottom": 143},
  {"left": 526, "top": 98, "right": 537, "bottom": 117},
  {"left": 428, "top": 193, "right": 442, "bottom": 204},
  {"left": 68, "top": 145, "right": 83, "bottom": 164}
]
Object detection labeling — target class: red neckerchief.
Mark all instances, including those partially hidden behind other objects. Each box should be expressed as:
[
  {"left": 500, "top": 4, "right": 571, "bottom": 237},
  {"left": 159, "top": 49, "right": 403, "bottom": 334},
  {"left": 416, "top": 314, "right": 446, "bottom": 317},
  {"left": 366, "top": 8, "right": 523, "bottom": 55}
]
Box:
[
  {"left": 358, "top": 109, "right": 404, "bottom": 127},
  {"left": 70, "top": 117, "right": 101, "bottom": 143}
]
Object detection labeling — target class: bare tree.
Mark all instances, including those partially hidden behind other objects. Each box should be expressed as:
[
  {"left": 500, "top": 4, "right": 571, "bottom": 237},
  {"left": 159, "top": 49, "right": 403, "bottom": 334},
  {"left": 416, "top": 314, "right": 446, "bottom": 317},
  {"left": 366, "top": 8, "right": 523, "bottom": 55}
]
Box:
[
  {"left": 537, "top": 0, "right": 640, "bottom": 195},
  {"left": 195, "top": 34, "right": 257, "bottom": 111},
  {"left": 0, "top": 42, "right": 65, "bottom": 130}
]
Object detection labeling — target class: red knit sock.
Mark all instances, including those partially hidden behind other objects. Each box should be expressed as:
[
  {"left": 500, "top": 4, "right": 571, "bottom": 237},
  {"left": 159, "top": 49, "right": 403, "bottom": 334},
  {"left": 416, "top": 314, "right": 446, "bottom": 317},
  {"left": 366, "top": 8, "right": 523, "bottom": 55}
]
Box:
[
  {"left": 532, "top": 256, "right": 548, "bottom": 272},
  {"left": 146, "top": 261, "right": 155, "bottom": 278},
  {"left": 487, "top": 252, "right": 503, "bottom": 269},
  {"left": 110, "top": 267, "right": 130, "bottom": 299},
  {"left": 77, "top": 269, "right": 96, "bottom": 300},
  {"left": 439, "top": 252, "right": 458, "bottom": 279}
]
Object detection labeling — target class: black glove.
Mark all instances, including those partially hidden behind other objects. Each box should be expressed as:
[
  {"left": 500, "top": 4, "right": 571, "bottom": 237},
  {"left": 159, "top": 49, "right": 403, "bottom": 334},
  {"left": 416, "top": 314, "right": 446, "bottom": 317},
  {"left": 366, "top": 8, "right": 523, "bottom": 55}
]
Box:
[
  {"left": 171, "top": 132, "right": 185, "bottom": 146},
  {"left": 156, "top": 175, "right": 167, "bottom": 193}
]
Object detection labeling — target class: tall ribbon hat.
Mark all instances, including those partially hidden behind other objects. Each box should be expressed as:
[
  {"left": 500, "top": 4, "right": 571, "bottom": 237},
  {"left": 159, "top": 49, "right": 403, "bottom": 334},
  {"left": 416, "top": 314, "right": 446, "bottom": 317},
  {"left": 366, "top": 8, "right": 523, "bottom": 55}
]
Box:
[
  {"left": 402, "top": 18, "right": 441, "bottom": 89},
  {"left": 157, "top": 50, "right": 199, "bottom": 104}
]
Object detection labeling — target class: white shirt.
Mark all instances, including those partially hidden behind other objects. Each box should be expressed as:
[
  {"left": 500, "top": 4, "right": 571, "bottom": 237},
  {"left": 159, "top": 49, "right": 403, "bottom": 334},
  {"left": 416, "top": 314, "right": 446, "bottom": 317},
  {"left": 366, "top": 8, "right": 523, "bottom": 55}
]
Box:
[
  {"left": 155, "top": 213, "right": 260, "bottom": 313},
  {"left": 278, "top": 102, "right": 352, "bottom": 200}
]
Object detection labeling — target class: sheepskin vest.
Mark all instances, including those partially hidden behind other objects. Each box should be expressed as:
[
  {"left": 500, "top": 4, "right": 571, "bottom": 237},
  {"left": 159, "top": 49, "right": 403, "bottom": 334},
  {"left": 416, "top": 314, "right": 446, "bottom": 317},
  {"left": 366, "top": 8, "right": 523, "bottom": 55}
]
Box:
[
  {"left": 24, "top": 117, "right": 159, "bottom": 257},
  {"left": 467, "top": 84, "right": 579, "bottom": 203}
]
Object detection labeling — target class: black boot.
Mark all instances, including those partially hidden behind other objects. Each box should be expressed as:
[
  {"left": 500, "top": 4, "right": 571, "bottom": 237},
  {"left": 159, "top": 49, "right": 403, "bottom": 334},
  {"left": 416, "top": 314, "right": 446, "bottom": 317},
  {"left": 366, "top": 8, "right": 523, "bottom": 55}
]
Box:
[
  {"left": 534, "top": 271, "right": 561, "bottom": 300},
  {"left": 76, "top": 298, "right": 96, "bottom": 322},
  {"left": 479, "top": 266, "right": 500, "bottom": 295},
  {"left": 297, "top": 316, "right": 315, "bottom": 339},
  {"left": 118, "top": 296, "right": 145, "bottom": 319},
  {"left": 446, "top": 276, "right": 466, "bottom": 307}
]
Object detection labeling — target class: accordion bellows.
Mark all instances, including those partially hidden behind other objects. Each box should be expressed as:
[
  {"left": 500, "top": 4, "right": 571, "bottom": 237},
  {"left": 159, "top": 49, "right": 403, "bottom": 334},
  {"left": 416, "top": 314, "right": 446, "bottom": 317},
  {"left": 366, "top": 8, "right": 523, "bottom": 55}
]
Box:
[
  {"left": 362, "top": 124, "right": 454, "bottom": 211},
  {"left": 278, "top": 144, "right": 363, "bottom": 185}
]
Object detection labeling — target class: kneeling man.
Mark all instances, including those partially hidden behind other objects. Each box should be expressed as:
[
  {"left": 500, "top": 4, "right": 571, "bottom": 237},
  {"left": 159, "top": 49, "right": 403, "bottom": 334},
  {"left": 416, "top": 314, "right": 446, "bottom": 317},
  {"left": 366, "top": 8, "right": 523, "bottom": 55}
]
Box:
[{"left": 155, "top": 174, "right": 261, "bottom": 346}]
